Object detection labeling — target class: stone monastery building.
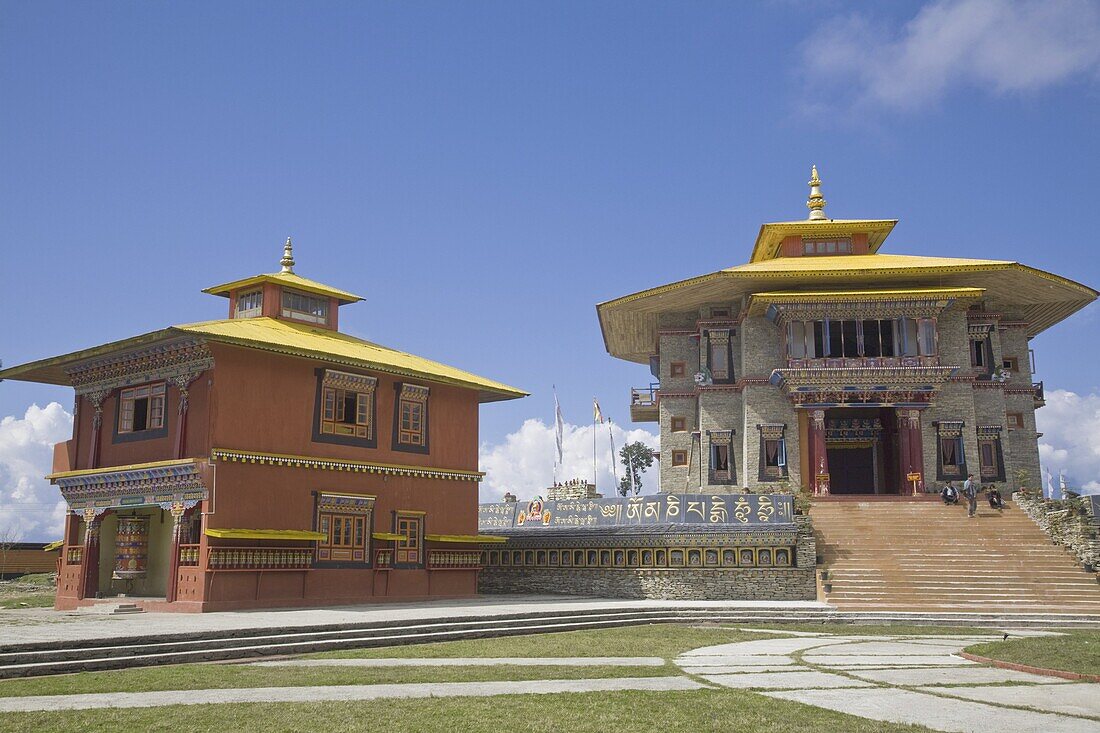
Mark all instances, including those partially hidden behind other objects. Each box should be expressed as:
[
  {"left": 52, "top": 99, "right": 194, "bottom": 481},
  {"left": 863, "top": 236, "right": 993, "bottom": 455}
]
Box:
[{"left": 599, "top": 168, "right": 1097, "bottom": 497}]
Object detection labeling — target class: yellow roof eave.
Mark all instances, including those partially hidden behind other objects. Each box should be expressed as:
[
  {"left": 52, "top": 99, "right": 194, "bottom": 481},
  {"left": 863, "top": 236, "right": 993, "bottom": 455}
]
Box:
[
  {"left": 205, "top": 528, "right": 327, "bottom": 541},
  {"left": 48, "top": 458, "right": 199, "bottom": 482},
  {"left": 372, "top": 532, "right": 405, "bottom": 541},
  {"left": 202, "top": 272, "right": 364, "bottom": 304}
]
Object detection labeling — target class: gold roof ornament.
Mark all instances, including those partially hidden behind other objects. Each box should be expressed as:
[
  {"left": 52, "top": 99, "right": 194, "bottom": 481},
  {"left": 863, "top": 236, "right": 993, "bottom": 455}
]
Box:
[
  {"left": 807, "top": 164, "right": 827, "bottom": 220},
  {"left": 280, "top": 237, "right": 295, "bottom": 273}
]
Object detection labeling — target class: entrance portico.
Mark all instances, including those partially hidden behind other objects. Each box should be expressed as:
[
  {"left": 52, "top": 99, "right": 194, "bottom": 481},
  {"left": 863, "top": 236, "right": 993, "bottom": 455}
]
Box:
[{"left": 801, "top": 405, "right": 926, "bottom": 496}]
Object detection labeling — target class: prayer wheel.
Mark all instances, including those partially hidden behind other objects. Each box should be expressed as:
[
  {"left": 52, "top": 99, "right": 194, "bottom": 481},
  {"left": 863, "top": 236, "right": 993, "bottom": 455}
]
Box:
[{"left": 114, "top": 516, "right": 149, "bottom": 579}]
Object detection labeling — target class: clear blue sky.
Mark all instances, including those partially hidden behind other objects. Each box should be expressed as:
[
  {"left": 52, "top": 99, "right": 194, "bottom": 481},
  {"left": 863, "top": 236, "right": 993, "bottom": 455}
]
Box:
[{"left": 2, "top": 0, "right": 1098, "bottom": 449}]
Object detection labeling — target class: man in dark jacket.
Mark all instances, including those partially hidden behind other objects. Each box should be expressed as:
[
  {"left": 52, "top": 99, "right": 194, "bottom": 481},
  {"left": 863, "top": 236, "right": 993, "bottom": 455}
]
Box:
[{"left": 963, "top": 474, "right": 978, "bottom": 517}]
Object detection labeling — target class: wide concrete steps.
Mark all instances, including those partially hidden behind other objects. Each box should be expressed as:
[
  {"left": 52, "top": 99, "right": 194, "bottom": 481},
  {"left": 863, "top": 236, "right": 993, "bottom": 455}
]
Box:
[
  {"left": 2, "top": 605, "right": 1100, "bottom": 679},
  {"left": 812, "top": 499, "right": 1100, "bottom": 612}
]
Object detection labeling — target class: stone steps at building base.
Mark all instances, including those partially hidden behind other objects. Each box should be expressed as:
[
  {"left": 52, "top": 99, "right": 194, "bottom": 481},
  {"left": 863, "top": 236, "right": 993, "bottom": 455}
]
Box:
[{"left": 3, "top": 604, "right": 1100, "bottom": 678}]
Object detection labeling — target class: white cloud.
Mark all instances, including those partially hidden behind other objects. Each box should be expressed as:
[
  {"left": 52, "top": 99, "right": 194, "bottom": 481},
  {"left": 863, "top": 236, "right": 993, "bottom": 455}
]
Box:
[
  {"left": 801, "top": 0, "right": 1100, "bottom": 113},
  {"left": 479, "top": 419, "right": 659, "bottom": 502},
  {"left": 0, "top": 403, "right": 72, "bottom": 542},
  {"left": 1037, "top": 389, "right": 1100, "bottom": 494}
]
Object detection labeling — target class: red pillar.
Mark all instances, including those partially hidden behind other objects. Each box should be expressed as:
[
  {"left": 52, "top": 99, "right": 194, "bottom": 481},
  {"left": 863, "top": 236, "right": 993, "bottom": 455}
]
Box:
[
  {"left": 85, "top": 392, "right": 108, "bottom": 470},
  {"left": 166, "top": 505, "right": 185, "bottom": 603},
  {"left": 80, "top": 513, "right": 101, "bottom": 600},
  {"left": 907, "top": 409, "right": 925, "bottom": 493},
  {"left": 897, "top": 409, "right": 924, "bottom": 494},
  {"left": 809, "top": 409, "right": 830, "bottom": 496}
]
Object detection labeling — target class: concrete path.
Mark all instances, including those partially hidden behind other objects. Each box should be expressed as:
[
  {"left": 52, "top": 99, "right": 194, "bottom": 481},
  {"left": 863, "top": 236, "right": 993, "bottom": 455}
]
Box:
[
  {"left": 0, "top": 596, "right": 830, "bottom": 645},
  {"left": 0, "top": 676, "right": 705, "bottom": 712},
  {"left": 676, "top": 632, "right": 1100, "bottom": 732},
  {"left": 251, "top": 656, "right": 666, "bottom": 667}
]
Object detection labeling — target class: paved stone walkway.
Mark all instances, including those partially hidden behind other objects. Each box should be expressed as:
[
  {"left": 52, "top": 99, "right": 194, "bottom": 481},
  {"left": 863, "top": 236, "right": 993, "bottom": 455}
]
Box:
[
  {"left": 2, "top": 628, "right": 1098, "bottom": 731},
  {"left": 675, "top": 631, "right": 1100, "bottom": 732}
]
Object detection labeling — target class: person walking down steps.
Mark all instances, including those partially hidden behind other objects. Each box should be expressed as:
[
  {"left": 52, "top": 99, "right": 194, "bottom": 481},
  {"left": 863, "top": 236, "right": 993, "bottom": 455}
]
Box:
[{"left": 963, "top": 473, "right": 978, "bottom": 517}]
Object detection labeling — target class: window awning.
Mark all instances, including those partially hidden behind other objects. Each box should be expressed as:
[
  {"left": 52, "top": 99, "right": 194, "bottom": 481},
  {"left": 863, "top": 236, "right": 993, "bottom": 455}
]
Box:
[
  {"left": 371, "top": 532, "right": 405, "bottom": 541},
  {"left": 205, "top": 528, "right": 326, "bottom": 541},
  {"left": 43, "top": 540, "right": 64, "bottom": 552},
  {"left": 425, "top": 534, "right": 508, "bottom": 544}
]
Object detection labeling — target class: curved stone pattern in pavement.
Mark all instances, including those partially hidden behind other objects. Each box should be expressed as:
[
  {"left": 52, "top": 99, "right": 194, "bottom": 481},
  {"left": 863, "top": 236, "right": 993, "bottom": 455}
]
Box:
[{"left": 675, "top": 631, "right": 1100, "bottom": 732}]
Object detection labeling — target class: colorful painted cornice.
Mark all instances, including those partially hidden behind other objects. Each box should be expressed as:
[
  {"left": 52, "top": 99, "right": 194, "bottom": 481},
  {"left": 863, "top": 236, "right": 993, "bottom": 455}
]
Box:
[
  {"left": 210, "top": 448, "right": 484, "bottom": 482},
  {"left": 49, "top": 459, "right": 208, "bottom": 514},
  {"left": 66, "top": 337, "right": 213, "bottom": 397}
]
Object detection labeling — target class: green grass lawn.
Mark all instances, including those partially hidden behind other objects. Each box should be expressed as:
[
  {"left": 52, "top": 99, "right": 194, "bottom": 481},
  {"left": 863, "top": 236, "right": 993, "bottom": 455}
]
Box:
[
  {"left": 0, "top": 663, "right": 672, "bottom": 698},
  {"left": 965, "top": 631, "right": 1100, "bottom": 676},
  {"left": 0, "top": 592, "right": 55, "bottom": 609},
  {"left": 0, "top": 689, "right": 935, "bottom": 733}
]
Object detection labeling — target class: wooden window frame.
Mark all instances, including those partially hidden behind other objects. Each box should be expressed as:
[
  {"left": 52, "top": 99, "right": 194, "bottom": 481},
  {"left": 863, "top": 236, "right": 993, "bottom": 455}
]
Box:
[
  {"left": 1002, "top": 356, "right": 1019, "bottom": 372},
  {"left": 113, "top": 382, "right": 169, "bottom": 443},
  {"left": 313, "top": 369, "right": 377, "bottom": 448},
  {"left": 235, "top": 289, "right": 263, "bottom": 318},
  {"left": 1006, "top": 412, "right": 1024, "bottom": 430},
  {"left": 280, "top": 288, "right": 329, "bottom": 325},
  {"left": 394, "top": 512, "right": 424, "bottom": 568},
  {"left": 314, "top": 492, "right": 374, "bottom": 567},
  {"left": 670, "top": 416, "right": 687, "bottom": 433},
  {"left": 669, "top": 361, "right": 686, "bottom": 378},
  {"left": 393, "top": 383, "right": 430, "bottom": 454},
  {"left": 671, "top": 450, "right": 688, "bottom": 467}
]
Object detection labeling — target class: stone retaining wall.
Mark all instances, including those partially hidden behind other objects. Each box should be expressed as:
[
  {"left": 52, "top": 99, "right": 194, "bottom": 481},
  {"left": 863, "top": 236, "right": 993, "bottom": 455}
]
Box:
[
  {"left": 478, "top": 566, "right": 816, "bottom": 600},
  {"left": 1014, "top": 492, "right": 1100, "bottom": 574}
]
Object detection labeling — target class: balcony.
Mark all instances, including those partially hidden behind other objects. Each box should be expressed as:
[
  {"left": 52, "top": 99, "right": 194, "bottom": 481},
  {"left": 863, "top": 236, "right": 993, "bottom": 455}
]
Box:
[
  {"left": 1033, "top": 381, "right": 1045, "bottom": 407},
  {"left": 630, "top": 383, "right": 659, "bottom": 422},
  {"left": 786, "top": 356, "right": 940, "bottom": 369}
]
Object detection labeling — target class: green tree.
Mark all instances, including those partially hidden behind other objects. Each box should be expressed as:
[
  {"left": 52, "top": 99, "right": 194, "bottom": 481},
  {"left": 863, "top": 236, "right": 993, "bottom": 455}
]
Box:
[{"left": 618, "top": 441, "right": 655, "bottom": 496}]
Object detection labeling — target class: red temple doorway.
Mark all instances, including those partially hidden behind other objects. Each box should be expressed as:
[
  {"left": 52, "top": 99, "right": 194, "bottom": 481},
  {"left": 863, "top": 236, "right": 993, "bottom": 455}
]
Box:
[{"left": 802, "top": 406, "right": 925, "bottom": 496}]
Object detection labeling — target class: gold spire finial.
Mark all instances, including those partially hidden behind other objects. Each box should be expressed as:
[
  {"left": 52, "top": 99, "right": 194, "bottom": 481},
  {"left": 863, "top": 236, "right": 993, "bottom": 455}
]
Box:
[
  {"left": 280, "top": 237, "right": 295, "bottom": 273},
  {"left": 807, "top": 165, "right": 827, "bottom": 220}
]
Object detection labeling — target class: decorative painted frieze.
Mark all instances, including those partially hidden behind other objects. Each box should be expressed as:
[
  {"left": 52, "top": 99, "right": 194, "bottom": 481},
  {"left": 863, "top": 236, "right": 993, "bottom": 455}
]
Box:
[
  {"left": 51, "top": 459, "right": 208, "bottom": 515},
  {"left": 210, "top": 448, "right": 482, "bottom": 481},
  {"left": 66, "top": 337, "right": 213, "bottom": 396}
]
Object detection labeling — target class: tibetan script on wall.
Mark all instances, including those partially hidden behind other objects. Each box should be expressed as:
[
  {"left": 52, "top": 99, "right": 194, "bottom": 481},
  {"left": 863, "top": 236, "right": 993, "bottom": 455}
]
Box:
[{"left": 478, "top": 493, "right": 794, "bottom": 531}]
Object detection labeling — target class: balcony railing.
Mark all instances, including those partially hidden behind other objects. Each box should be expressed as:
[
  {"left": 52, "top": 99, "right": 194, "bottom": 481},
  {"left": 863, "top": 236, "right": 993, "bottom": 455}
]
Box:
[
  {"left": 629, "top": 383, "right": 659, "bottom": 423},
  {"left": 427, "top": 550, "right": 482, "bottom": 570},
  {"left": 1033, "top": 381, "right": 1045, "bottom": 405},
  {"left": 208, "top": 547, "right": 313, "bottom": 571},
  {"left": 785, "top": 356, "right": 940, "bottom": 369}
]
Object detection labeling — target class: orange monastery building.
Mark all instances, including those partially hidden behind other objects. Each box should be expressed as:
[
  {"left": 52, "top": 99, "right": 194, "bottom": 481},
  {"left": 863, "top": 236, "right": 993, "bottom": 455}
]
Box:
[{"left": 0, "top": 241, "right": 526, "bottom": 612}]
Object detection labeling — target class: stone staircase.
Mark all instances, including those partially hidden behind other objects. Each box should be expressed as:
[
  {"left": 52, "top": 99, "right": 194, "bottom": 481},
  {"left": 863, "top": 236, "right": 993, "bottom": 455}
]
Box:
[{"left": 811, "top": 498, "right": 1100, "bottom": 612}]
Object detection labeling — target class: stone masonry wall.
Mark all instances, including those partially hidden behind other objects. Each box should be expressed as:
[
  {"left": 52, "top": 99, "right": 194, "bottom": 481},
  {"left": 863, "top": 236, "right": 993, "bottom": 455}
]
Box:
[
  {"left": 478, "top": 566, "right": 816, "bottom": 600},
  {"left": 697, "top": 389, "right": 743, "bottom": 492}
]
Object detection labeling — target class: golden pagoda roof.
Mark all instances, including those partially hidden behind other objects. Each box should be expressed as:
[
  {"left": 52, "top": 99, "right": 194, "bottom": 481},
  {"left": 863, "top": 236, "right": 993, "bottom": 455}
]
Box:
[
  {"left": 598, "top": 253, "right": 1097, "bottom": 363},
  {"left": 749, "top": 219, "right": 898, "bottom": 263},
  {"left": 202, "top": 271, "right": 364, "bottom": 304},
  {"left": 0, "top": 317, "right": 527, "bottom": 403}
]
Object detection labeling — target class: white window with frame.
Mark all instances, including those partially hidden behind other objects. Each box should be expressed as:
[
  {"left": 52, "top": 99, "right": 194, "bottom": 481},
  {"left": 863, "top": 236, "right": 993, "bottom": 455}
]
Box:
[
  {"left": 235, "top": 290, "right": 263, "bottom": 318},
  {"left": 281, "top": 288, "right": 329, "bottom": 324},
  {"left": 118, "top": 383, "right": 166, "bottom": 433}
]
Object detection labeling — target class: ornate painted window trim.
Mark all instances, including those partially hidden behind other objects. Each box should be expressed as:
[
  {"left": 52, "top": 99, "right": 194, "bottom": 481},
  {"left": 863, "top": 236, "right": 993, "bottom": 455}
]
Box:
[
  {"left": 314, "top": 491, "right": 375, "bottom": 567},
  {"left": 312, "top": 368, "right": 378, "bottom": 449},
  {"left": 393, "top": 383, "right": 430, "bottom": 455},
  {"left": 394, "top": 511, "right": 425, "bottom": 569},
  {"left": 976, "top": 426, "right": 1006, "bottom": 482},
  {"left": 934, "top": 420, "right": 967, "bottom": 481},
  {"left": 757, "top": 423, "right": 788, "bottom": 482},
  {"left": 703, "top": 328, "right": 734, "bottom": 384},
  {"left": 707, "top": 429, "right": 736, "bottom": 485}
]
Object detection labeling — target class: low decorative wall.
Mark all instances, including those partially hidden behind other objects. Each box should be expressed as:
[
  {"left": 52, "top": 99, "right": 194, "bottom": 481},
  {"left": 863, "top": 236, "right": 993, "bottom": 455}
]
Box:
[{"left": 478, "top": 515, "right": 816, "bottom": 601}]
